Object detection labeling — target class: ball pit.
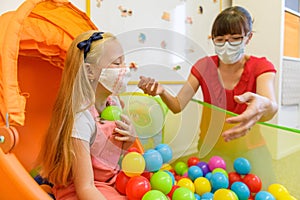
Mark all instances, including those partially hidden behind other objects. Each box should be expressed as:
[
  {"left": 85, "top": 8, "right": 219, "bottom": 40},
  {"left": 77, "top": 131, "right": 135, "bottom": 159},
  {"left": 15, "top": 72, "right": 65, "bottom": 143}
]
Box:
[{"left": 116, "top": 144, "right": 295, "bottom": 199}]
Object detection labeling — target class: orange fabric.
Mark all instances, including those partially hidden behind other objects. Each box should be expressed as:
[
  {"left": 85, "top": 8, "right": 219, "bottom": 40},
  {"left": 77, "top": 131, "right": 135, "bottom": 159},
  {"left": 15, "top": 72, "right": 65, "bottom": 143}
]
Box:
[
  {"left": 0, "top": 0, "right": 97, "bottom": 127},
  {"left": 0, "top": 0, "right": 98, "bottom": 199}
]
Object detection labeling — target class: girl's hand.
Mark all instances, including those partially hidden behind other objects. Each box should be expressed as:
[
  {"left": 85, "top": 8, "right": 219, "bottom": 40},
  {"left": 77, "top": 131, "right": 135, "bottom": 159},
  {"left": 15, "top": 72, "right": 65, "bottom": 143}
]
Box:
[
  {"left": 138, "top": 76, "right": 164, "bottom": 96},
  {"left": 114, "top": 114, "right": 137, "bottom": 146},
  {"left": 222, "top": 92, "right": 272, "bottom": 142}
]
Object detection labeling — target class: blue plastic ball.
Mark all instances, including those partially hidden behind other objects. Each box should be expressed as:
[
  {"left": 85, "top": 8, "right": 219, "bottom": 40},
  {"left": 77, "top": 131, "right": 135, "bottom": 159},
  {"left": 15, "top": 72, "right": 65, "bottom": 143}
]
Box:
[
  {"left": 163, "top": 170, "right": 175, "bottom": 185},
  {"left": 205, "top": 172, "right": 212, "bottom": 180},
  {"left": 233, "top": 157, "right": 251, "bottom": 175},
  {"left": 201, "top": 192, "right": 214, "bottom": 200},
  {"left": 194, "top": 193, "right": 201, "bottom": 200},
  {"left": 210, "top": 172, "right": 229, "bottom": 191},
  {"left": 143, "top": 149, "right": 163, "bottom": 172},
  {"left": 155, "top": 144, "right": 173, "bottom": 163},
  {"left": 231, "top": 181, "right": 250, "bottom": 200},
  {"left": 255, "top": 191, "right": 275, "bottom": 200},
  {"left": 188, "top": 165, "right": 203, "bottom": 181}
]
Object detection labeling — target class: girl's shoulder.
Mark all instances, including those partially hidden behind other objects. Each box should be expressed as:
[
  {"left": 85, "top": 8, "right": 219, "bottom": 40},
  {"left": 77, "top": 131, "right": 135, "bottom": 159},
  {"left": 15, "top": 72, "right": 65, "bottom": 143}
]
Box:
[{"left": 72, "top": 109, "right": 96, "bottom": 144}]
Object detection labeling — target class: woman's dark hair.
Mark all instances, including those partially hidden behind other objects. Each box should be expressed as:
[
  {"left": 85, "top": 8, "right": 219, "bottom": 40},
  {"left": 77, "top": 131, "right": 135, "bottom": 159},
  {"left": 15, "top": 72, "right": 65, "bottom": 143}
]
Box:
[{"left": 211, "top": 6, "right": 253, "bottom": 38}]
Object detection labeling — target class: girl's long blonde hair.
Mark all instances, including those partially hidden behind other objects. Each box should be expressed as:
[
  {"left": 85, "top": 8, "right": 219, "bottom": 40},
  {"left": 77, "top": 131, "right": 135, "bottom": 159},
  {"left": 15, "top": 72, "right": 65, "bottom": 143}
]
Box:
[{"left": 38, "top": 30, "right": 115, "bottom": 186}]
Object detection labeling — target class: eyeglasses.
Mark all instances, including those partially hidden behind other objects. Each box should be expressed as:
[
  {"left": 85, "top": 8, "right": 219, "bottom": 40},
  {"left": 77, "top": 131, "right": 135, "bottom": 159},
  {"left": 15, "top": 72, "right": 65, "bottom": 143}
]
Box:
[{"left": 212, "top": 35, "right": 246, "bottom": 47}]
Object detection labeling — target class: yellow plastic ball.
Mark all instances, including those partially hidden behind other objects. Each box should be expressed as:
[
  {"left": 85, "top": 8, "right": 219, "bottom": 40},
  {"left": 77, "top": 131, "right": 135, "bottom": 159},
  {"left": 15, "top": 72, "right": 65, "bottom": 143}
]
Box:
[
  {"left": 177, "top": 178, "right": 195, "bottom": 193},
  {"left": 277, "top": 194, "right": 294, "bottom": 200},
  {"left": 213, "top": 189, "right": 238, "bottom": 200},
  {"left": 121, "top": 152, "right": 145, "bottom": 177},
  {"left": 194, "top": 177, "right": 211, "bottom": 195},
  {"left": 161, "top": 163, "right": 173, "bottom": 171},
  {"left": 268, "top": 183, "right": 289, "bottom": 198}
]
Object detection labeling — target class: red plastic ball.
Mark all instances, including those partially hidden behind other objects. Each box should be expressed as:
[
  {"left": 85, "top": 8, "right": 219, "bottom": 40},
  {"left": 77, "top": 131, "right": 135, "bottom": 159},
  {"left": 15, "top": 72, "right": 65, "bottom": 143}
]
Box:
[
  {"left": 115, "top": 171, "right": 131, "bottom": 195},
  {"left": 228, "top": 171, "right": 243, "bottom": 187},
  {"left": 242, "top": 174, "right": 262, "bottom": 193},
  {"left": 141, "top": 171, "right": 152, "bottom": 180},
  {"left": 248, "top": 194, "right": 255, "bottom": 200},
  {"left": 167, "top": 185, "right": 180, "bottom": 198},
  {"left": 187, "top": 156, "right": 200, "bottom": 167},
  {"left": 126, "top": 176, "right": 151, "bottom": 200}
]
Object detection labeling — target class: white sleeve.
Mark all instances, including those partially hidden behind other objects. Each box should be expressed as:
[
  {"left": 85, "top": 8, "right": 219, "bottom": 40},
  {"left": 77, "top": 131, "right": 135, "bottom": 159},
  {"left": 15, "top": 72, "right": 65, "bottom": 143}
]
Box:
[{"left": 72, "top": 110, "right": 96, "bottom": 145}]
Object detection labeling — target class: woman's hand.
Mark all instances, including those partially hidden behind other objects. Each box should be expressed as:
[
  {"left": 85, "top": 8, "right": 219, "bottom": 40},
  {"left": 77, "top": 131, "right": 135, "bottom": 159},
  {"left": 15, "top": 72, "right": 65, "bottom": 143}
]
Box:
[
  {"left": 114, "top": 114, "right": 137, "bottom": 148},
  {"left": 222, "top": 92, "right": 276, "bottom": 142},
  {"left": 138, "top": 76, "right": 164, "bottom": 96}
]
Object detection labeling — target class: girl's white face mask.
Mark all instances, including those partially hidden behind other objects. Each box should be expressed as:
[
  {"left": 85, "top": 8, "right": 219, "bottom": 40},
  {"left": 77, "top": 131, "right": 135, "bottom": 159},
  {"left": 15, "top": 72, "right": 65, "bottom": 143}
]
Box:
[
  {"left": 98, "top": 67, "right": 131, "bottom": 95},
  {"left": 215, "top": 41, "right": 246, "bottom": 64}
]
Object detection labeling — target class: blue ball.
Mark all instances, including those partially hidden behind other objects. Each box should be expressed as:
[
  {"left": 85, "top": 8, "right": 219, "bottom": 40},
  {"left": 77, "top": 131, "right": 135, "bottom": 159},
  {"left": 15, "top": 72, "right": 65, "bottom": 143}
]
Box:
[
  {"left": 143, "top": 149, "right": 163, "bottom": 172},
  {"left": 164, "top": 170, "right": 175, "bottom": 185},
  {"left": 255, "top": 191, "right": 275, "bottom": 200},
  {"left": 194, "top": 193, "right": 201, "bottom": 200},
  {"left": 210, "top": 172, "right": 229, "bottom": 191},
  {"left": 201, "top": 192, "right": 213, "bottom": 200},
  {"left": 231, "top": 181, "right": 250, "bottom": 200},
  {"left": 205, "top": 172, "right": 212, "bottom": 180},
  {"left": 233, "top": 157, "right": 251, "bottom": 175},
  {"left": 188, "top": 165, "right": 203, "bottom": 181},
  {"left": 155, "top": 144, "right": 173, "bottom": 163}
]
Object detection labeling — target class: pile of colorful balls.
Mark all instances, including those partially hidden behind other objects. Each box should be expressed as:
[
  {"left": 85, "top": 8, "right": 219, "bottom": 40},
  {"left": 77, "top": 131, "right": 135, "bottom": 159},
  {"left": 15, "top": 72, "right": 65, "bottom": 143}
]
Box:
[{"left": 116, "top": 143, "right": 296, "bottom": 200}]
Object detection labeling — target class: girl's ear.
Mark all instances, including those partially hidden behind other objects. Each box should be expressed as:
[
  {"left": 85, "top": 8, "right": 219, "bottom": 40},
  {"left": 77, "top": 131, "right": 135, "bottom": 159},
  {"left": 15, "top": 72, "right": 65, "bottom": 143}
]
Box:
[{"left": 84, "top": 63, "right": 96, "bottom": 81}]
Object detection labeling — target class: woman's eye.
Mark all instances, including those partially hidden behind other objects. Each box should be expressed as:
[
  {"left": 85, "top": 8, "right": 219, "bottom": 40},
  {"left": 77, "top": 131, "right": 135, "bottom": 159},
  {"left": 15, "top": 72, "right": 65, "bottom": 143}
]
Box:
[{"left": 215, "top": 38, "right": 224, "bottom": 42}]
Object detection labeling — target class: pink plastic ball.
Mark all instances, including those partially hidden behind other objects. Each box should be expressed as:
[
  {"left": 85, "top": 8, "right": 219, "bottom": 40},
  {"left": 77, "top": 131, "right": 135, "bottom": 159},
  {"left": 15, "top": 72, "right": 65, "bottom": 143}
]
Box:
[{"left": 208, "top": 156, "right": 226, "bottom": 171}]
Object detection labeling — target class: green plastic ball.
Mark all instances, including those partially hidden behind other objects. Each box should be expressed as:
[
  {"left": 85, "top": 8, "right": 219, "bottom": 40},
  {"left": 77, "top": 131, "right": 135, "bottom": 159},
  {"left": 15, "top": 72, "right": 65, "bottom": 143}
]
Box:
[{"left": 100, "top": 106, "right": 122, "bottom": 121}]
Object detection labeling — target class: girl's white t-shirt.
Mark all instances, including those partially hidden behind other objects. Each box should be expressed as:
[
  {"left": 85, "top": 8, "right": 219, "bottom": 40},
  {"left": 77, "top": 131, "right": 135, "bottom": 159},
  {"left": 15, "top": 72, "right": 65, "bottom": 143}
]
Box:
[
  {"left": 71, "top": 96, "right": 122, "bottom": 145},
  {"left": 72, "top": 109, "right": 96, "bottom": 145}
]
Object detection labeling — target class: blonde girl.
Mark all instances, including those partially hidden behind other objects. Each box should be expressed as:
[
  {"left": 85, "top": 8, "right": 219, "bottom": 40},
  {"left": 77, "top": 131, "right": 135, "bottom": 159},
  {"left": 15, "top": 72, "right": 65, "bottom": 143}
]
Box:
[{"left": 38, "top": 30, "right": 136, "bottom": 200}]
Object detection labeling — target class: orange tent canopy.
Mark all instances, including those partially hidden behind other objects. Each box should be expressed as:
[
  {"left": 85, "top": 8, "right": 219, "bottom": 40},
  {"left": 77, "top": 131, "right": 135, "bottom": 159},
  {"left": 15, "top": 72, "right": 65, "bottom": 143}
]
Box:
[{"left": 0, "top": 0, "right": 97, "bottom": 199}]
